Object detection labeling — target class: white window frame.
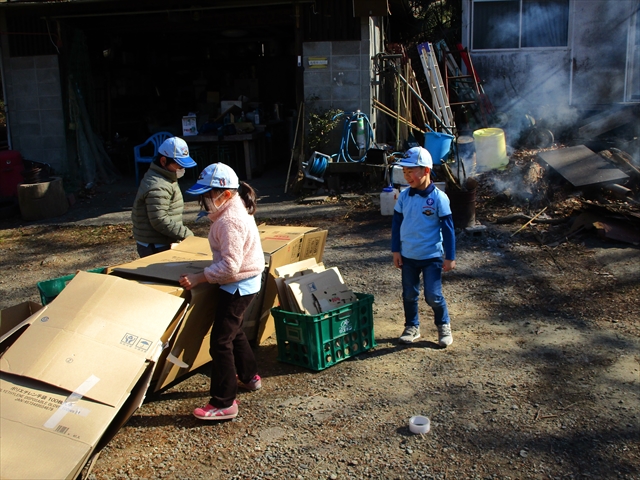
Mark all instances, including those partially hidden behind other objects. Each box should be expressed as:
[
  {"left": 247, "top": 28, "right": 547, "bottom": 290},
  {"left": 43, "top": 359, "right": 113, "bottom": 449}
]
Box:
[
  {"left": 625, "top": 0, "right": 640, "bottom": 102},
  {"left": 471, "top": 0, "right": 570, "bottom": 52}
]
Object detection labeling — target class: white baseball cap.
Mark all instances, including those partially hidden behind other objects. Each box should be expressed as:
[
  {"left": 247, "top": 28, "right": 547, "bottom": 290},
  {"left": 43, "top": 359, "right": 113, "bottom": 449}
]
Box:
[
  {"left": 394, "top": 146, "right": 433, "bottom": 169},
  {"left": 158, "top": 137, "right": 197, "bottom": 168},
  {"left": 186, "top": 162, "right": 240, "bottom": 195}
]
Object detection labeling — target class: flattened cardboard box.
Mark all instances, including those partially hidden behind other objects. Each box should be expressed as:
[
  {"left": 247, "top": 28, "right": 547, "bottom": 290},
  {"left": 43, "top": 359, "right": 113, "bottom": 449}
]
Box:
[
  {"left": 110, "top": 238, "right": 226, "bottom": 389},
  {"left": 0, "top": 272, "right": 185, "bottom": 406},
  {"left": 0, "top": 366, "right": 154, "bottom": 480},
  {"left": 112, "top": 236, "right": 213, "bottom": 284},
  {"left": 285, "top": 267, "right": 355, "bottom": 314},
  {"left": 139, "top": 280, "right": 222, "bottom": 392},
  {"left": 256, "top": 226, "right": 327, "bottom": 344},
  {"left": 0, "top": 272, "right": 187, "bottom": 480},
  {"left": 273, "top": 259, "right": 325, "bottom": 312}
]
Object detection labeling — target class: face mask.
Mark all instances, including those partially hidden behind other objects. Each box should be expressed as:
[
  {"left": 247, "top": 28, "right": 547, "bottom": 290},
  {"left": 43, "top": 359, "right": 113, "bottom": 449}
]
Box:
[
  {"left": 203, "top": 192, "right": 225, "bottom": 214},
  {"left": 176, "top": 168, "right": 186, "bottom": 179}
]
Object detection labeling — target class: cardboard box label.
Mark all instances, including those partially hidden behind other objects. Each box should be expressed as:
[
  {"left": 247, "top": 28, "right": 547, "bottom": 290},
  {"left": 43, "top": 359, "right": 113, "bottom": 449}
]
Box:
[{"left": 0, "top": 369, "right": 147, "bottom": 480}]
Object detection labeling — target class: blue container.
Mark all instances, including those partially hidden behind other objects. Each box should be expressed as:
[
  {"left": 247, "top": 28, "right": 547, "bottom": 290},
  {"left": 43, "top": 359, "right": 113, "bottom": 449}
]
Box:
[{"left": 424, "top": 129, "right": 454, "bottom": 164}]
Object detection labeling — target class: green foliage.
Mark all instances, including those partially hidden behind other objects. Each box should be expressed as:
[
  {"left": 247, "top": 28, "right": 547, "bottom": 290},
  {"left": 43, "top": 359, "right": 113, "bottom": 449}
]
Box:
[
  {"left": 389, "top": 0, "right": 462, "bottom": 44},
  {"left": 307, "top": 108, "right": 343, "bottom": 152}
]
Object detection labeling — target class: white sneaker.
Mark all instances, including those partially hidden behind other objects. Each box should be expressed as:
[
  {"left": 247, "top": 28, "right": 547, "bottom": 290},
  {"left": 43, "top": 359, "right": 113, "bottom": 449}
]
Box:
[
  {"left": 437, "top": 323, "right": 453, "bottom": 347},
  {"left": 399, "top": 325, "right": 420, "bottom": 344}
]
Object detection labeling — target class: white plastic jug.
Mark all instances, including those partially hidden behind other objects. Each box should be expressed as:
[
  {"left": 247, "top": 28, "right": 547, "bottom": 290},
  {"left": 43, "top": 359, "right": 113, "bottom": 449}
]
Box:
[
  {"left": 391, "top": 164, "right": 405, "bottom": 186},
  {"left": 380, "top": 186, "right": 399, "bottom": 215}
]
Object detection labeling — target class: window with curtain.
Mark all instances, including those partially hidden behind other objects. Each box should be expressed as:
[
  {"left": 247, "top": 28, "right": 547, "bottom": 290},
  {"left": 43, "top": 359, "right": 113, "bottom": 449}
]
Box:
[{"left": 472, "top": 0, "right": 569, "bottom": 50}]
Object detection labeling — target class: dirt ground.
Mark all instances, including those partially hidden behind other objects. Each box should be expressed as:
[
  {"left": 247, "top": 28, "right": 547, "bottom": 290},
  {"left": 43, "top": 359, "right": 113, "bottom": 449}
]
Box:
[{"left": 1, "top": 155, "right": 639, "bottom": 480}]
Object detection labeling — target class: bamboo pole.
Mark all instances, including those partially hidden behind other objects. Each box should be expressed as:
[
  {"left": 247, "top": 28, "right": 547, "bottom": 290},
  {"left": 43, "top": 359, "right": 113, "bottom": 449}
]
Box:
[
  {"left": 511, "top": 207, "right": 548, "bottom": 237},
  {"left": 284, "top": 102, "right": 303, "bottom": 193},
  {"left": 373, "top": 99, "right": 425, "bottom": 133}
]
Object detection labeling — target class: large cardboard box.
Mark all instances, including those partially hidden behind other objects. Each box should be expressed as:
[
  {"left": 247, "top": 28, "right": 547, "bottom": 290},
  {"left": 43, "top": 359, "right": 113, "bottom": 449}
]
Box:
[
  {"left": 256, "top": 225, "right": 327, "bottom": 344},
  {"left": 111, "top": 226, "right": 327, "bottom": 352},
  {"left": 0, "top": 272, "right": 187, "bottom": 480}
]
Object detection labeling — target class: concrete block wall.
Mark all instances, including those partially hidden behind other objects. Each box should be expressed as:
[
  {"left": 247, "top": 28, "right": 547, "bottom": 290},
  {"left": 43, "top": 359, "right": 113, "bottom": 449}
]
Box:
[
  {"left": 302, "top": 17, "right": 387, "bottom": 153},
  {"left": 6, "top": 55, "right": 67, "bottom": 173},
  {"left": 303, "top": 40, "right": 370, "bottom": 117}
]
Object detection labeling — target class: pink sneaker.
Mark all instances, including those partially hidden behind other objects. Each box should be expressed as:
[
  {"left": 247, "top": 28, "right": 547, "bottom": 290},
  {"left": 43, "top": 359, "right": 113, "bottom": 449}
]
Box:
[
  {"left": 238, "top": 374, "right": 262, "bottom": 391},
  {"left": 193, "top": 400, "right": 238, "bottom": 420}
]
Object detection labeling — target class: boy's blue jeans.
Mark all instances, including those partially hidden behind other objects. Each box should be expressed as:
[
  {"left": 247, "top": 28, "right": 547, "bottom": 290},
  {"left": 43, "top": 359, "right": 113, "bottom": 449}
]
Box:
[{"left": 401, "top": 256, "right": 450, "bottom": 328}]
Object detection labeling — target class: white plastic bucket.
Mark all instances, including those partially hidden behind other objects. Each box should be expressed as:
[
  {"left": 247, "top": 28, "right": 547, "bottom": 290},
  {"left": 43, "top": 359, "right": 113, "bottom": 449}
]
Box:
[
  {"left": 391, "top": 164, "right": 404, "bottom": 185},
  {"left": 473, "top": 128, "right": 508, "bottom": 173},
  {"left": 380, "top": 187, "right": 399, "bottom": 215}
]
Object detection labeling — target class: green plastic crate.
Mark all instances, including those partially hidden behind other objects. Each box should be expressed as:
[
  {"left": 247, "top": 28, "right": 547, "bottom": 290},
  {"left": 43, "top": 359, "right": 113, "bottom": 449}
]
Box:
[
  {"left": 272, "top": 292, "right": 376, "bottom": 371},
  {"left": 37, "top": 267, "right": 107, "bottom": 305}
]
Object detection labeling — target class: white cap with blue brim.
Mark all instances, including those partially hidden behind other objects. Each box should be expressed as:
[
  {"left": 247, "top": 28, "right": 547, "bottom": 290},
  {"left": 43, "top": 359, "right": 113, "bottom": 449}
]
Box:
[
  {"left": 394, "top": 146, "right": 433, "bottom": 169},
  {"left": 186, "top": 162, "right": 240, "bottom": 195},
  {"left": 158, "top": 137, "right": 197, "bottom": 168}
]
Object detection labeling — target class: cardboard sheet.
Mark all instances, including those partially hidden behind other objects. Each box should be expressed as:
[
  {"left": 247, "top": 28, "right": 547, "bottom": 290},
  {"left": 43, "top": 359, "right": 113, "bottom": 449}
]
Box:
[
  {"left": 0, "top": 272, "right": 187, "bottom": 480},
  {"left": 273, "top": 259, "right": 324, "bottom": 312},
  {"left": 285, "top": 267, "right": 350, "bottom": 315},
  {"left": 0, "top": 272, "right": 186, "bottom": 407}
]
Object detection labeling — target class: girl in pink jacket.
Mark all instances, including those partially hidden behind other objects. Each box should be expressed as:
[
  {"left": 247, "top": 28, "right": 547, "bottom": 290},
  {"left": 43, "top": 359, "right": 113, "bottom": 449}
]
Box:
[{"left": 179, "top": 163, "right": 264, "bottom": 420}]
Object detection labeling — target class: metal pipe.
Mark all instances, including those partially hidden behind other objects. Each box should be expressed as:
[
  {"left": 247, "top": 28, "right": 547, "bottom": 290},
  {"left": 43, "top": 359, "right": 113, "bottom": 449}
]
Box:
[
  {"left": 0, "top": 46, "right": 10, "bottom": 150},
  {"left": 396, "top": 71, "right": 453, "bottom": 136},
  {"left": 377, "top": 54, "right": 453, "bottom": 136},
  {"left": 0, "top": 12, "right": 12, "bottom": 150}
]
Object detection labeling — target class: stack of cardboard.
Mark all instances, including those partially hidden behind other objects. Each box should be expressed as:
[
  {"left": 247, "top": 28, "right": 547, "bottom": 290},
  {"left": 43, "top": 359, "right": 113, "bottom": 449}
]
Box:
[
  {"left": 0, "top": 272, "right": 188, "bottom": 480},
  {"left": 274, "top": 259, "right": 357, "bottom": 315},
  {"left": 0, "top": 224, "right": 328, "bottom": 479}
]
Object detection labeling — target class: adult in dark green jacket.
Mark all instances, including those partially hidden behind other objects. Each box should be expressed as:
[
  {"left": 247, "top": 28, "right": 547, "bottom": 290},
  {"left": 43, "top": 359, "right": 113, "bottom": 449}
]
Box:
[{"left": 132, "top": 137, "right": 198, "bottom": 258}]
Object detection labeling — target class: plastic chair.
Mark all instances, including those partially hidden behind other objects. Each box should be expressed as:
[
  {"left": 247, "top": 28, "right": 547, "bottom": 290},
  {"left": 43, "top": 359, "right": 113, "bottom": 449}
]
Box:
[{"left": 133, "top": 131, "right": 173, "bottom": 185}]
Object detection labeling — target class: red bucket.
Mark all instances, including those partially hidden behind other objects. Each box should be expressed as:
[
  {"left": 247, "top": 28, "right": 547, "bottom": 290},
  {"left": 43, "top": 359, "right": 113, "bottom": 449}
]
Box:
[{"left": 0, "top": 150, "right": 24, "bottom": 197}]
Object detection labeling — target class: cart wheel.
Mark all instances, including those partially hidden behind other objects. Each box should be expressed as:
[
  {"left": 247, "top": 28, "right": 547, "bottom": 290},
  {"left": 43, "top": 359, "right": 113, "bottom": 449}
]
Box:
[{"left": 525, "top": 127, "right": 554, "bottom": 149}]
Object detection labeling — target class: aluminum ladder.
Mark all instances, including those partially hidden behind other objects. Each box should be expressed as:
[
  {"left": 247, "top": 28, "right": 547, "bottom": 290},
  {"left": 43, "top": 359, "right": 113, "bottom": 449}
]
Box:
[{"left": 417, "top": 42, "right": 456, "bottom": 133}]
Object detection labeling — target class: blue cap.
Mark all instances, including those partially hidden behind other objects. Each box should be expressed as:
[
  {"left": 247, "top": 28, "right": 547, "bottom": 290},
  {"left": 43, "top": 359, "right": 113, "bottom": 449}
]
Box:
[
  {"left": 158, "top": 137, "right": 197, "bottom": 168},
  {"left": 394, "top": 146, "right": 433, "bottom": 169},
  {"left": 186, "top": 163, "right": 240, "bottom": 195}
]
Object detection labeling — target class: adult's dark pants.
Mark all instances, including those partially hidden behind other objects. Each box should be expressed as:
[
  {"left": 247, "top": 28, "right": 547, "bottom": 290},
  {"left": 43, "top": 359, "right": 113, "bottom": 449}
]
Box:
[
  {"left": 136, "top": 243, "right": 170, "bottom": 258},
  {"left": 208, "top": 289, "right": 257, "bottom": 408}
]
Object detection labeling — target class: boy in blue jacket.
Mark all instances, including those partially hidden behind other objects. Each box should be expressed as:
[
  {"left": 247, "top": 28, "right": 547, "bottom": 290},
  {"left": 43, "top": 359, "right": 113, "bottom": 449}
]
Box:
[{"left": 391, "top": 146, "right": 456, "bottom": 347}]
